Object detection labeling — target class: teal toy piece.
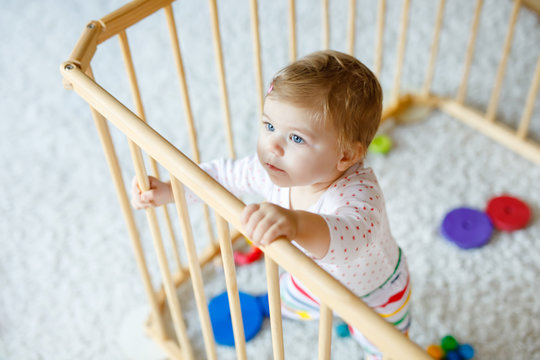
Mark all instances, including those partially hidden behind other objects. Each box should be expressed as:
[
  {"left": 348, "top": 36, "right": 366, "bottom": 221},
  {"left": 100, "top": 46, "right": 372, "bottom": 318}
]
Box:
[
  {"left": 335, "top": 322, "right": 350, "bottom": 337},
  {"left": 208, "top": 291, "right": 268, "bottom": 346}
]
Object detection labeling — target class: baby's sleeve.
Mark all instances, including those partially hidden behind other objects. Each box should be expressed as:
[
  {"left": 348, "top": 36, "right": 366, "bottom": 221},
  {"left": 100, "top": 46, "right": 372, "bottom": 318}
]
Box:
[{"left": 184, "top": 154, "right": 272, "bottom": 203}]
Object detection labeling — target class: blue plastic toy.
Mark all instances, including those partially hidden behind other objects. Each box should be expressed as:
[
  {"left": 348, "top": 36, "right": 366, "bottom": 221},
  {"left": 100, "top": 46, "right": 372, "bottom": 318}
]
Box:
[
  {"left": 445, "top": 350, "right": 462, "bottom": 360},
  {"left": 208, "top": 291, "right": 269, "bottom": 346},
  {"left": 458, "top": 344, "right": 475, "bottom": 359}
]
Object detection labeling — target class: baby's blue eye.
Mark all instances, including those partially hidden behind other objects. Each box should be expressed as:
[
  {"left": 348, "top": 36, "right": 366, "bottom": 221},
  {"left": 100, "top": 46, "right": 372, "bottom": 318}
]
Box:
[
  {"left": 291, "top": 134, "right": 304, "bottom": 144},
  {"left": 265, "top": 123, "right": 275, "bottom": 132}
]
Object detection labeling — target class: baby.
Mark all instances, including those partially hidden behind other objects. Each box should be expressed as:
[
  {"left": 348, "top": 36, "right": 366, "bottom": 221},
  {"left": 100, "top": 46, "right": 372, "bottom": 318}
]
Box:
[{"left": 131, "top": 50, "right": 411, "bottom": 360}]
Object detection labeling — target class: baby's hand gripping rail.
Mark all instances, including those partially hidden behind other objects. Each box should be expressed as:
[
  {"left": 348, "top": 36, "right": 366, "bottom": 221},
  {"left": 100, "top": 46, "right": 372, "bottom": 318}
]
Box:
[{"left": 61, "top": 62, "right": 430, "bottom": 360}]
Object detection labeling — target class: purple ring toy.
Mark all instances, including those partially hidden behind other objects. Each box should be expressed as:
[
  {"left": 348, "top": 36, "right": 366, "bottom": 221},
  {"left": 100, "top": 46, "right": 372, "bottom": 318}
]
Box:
[{"left": 441, "top": 207, "right": 493, "bottom": 249}]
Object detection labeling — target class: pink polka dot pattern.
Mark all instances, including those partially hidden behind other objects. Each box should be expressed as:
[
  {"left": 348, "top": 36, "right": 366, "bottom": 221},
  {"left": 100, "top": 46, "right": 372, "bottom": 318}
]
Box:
[
  {"left": 291, "top": 163, "right": 399, "bottom": 296},
  {"left": 194, "top": 155, "right": 400, "bottom": 297}
]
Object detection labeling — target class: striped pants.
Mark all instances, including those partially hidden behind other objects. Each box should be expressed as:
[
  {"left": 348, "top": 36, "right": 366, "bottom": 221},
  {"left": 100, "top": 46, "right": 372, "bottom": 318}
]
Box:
[{"left": 280, "top": 252, "right": 411, "bottom": 360}]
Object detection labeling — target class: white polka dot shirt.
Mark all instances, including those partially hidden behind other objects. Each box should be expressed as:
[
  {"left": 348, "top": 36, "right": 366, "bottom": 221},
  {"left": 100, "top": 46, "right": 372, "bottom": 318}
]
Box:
[{"left": 197, "top": 155, "right": 400, "bottom": 296}]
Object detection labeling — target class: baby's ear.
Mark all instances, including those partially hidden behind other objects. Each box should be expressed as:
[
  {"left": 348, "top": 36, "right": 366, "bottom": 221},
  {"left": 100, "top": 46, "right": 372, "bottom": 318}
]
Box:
[{"left": 337, "top": 142, "right": 364, "bottom": 171}]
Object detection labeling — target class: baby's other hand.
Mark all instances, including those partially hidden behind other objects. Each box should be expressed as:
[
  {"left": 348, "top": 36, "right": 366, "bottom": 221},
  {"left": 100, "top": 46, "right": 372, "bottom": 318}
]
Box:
[
  {"left": 241, "top": 202, "right": 298, "bottom": 246},
  {"left": 130, "top": 176, "right": 172, "bottom": 209}
]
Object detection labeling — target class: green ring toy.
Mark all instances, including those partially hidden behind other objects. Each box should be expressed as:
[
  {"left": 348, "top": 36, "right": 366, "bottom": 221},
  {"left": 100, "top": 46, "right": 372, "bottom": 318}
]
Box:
[{"left": 368, "top": 134, "right": 393, "bottom": 154}]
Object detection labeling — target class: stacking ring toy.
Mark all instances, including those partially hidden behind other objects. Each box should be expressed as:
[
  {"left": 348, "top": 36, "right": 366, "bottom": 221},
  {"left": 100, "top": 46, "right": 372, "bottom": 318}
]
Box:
[
  {"left": 486, "top": 195, "right": 531, "bottom": 231},
  {"left": 234, "top": 246, "right": 263, "bottom": 266},
  {"left": 441, "top": 208, "right": 493, "bottom": 249},
  {"left": 208, "top": 291, "right": 268, "bottom": 346},
  {"left": 368, "top": 134, "right": 392, "bottom": 154}
]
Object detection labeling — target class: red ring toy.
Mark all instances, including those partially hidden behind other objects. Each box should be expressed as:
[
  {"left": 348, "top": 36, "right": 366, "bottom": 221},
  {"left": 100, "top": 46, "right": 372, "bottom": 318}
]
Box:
[
  {"left": 234, "top": 246, "right": 263, "bottom": 265},
  {"left": 486, "top": 195, "right": 531, "bottom": 231}
]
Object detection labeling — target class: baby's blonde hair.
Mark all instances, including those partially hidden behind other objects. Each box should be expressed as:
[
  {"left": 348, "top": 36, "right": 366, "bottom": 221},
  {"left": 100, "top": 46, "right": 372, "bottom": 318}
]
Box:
[{"left": 267, "top": 50, "right": 382, "bottom": 156}]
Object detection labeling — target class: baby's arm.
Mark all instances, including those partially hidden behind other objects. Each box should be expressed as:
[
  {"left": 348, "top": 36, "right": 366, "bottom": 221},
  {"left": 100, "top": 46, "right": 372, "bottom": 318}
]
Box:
[
  {"left": 241, "top": 203, "right": 330, "bottom": 259},
  {"left": 131, "top": 176, "right": 173, "bottom": 209},
  {"left": 130, "top": 154, "right": 271, "bottom": 210}
]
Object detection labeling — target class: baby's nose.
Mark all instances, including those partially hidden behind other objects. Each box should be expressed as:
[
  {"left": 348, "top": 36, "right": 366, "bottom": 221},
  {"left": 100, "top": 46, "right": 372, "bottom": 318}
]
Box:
[{"left": 269, "top": 138, "right": 284, "bottom": 156}]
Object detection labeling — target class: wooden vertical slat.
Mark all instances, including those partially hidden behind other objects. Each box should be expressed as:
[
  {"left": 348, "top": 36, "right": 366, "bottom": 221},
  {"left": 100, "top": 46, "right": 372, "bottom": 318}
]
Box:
[
  {"left": 141, "top": 189, "right": 194, "bottom": 359},
  {"left": 391, "top": 0, "right": 410, "bottom": 104},
  {"left": 163, "top": 5, "right": 200, "bottom": 162},
  {"left": 456, "top": 0, "right": 483, "bottom": 104},
  {"left": 249, "top": 0, "right": 264, "bottom": 117},
  {"left": 216, "top": 216, "right": 247, "bottom": 360},
  {"left": 348, "top": 0, "right": 357, "bottom": 55},
  {"left": 422, "top": 0, "right": 446, "bottom": 96},
  {"left": 486, "top": 0, "right": 522, "bottom": 122},
  {"left": 86, "top": 66, "right": 166, "bottom": 340},
  {"left": 318, "top": 304, "right": 333, "bottom": 360},
  {"left": 323, "top": 0, "right": 330, "bottom": 50},
  {"left": 118, "top": 30, "right": 185, "bottom": 275},
  {"left": 163, "top": 4, "right": 218, "bottom": 248},
  {"left": 129, "top": 124, "right": 194, "bottom": 359},
  {"left": 117, "top": 31, "right": 193, "bottom": 360},
  {"left": 517, "top": 55, "right": 540, "bottom": 139},
  {"left": 170, "top": 177, "right": 217, "bottom": 360},
  {"left": 289, "top": 0, "right": 297, "bottom": 62},
  {"left": 374, "top": 0, "right": 386, "bottom": 78},
  {"left": 265, "top": 255, "right": 285, "bottom": 360},
  {"left": 208, "top": 0, "right": 236, "bottom": 158}
]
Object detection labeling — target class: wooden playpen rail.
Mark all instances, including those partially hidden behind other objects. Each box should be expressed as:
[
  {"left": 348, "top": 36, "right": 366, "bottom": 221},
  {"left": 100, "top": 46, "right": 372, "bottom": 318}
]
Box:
[
  {"left": 61, "top": 0, "right": 539, "bottom": 359},
  {"left": 61, "top": 64, "right": 429, "bottom": 359}
]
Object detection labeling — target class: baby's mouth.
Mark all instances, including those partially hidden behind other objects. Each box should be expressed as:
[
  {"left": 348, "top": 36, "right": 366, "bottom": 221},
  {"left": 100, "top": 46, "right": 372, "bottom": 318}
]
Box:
[{"left": 267, "top": 163, "right": 285, "bottom": 172}]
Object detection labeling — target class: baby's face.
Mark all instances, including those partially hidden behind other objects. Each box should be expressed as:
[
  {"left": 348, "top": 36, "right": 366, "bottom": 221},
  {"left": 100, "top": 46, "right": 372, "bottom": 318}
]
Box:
[{"left": 257, "top": 98, "right": 344, "bottom": 189}]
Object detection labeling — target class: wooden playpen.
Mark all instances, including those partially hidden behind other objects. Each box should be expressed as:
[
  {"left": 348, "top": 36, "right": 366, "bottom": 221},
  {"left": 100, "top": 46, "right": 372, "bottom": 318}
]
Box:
[{"left": 61, "top": 0, "right": 540, "bottom": 359}]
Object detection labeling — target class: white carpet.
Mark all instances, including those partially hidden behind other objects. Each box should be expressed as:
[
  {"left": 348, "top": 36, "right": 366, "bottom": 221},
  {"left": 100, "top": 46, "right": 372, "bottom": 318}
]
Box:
[{"left": 1, "top": 0, "right": 539, "bottom": 359}]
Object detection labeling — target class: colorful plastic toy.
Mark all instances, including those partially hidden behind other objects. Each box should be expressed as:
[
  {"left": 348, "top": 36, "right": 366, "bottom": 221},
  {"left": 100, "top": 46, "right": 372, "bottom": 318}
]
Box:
[
  {"left": 426, "top": 344, "right": 445, "bottom": 359},
  {"left": 441, "top": 335, "right": 459, "bottom": 351},
  {"left": 486, "top": 195, "right": 531, "bottom": 231},
  {"left": 427, "top": 335, "right": 475, "bottom": 360},
  {"left": 208, "top": 291, "right": 269, "bottom": 346},
  {"left": 441, "top": 208, "right": 493, "bottom": 249},
  {"left": 256, "top": 292, "right": 270, "bottom": 317},
  {"left": 368, "top": 134, "right": 393, "bottom": 154},
  {"left": 233, "top": 246, "right": 263, "bottom": 266},
  {"left": 335, "top": 322, "right": 350, "bottom": 338},
  {"left": 445, "top": 350, "right": 462, "bottom": 360},
  {"left": 441, "top": 194, "right": 533, "bottom": 249},
  {"left": 458, "top": 344, "right": 475, "bottom": 359}
]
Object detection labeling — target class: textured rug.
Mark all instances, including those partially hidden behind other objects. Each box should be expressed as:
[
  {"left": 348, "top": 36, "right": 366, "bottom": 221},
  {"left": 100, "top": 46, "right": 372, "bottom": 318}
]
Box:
[{"left": 1, "top": 0, "right": 539, "bottom": 359}]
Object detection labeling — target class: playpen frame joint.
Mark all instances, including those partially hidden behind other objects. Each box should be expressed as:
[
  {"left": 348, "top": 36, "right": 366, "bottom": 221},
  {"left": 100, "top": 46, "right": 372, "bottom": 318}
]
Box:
[{"left": 67, "top": 21, "right": 101, "bottom": 74}]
